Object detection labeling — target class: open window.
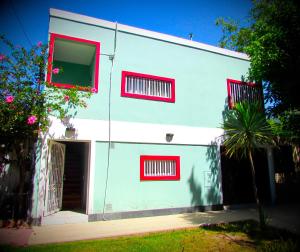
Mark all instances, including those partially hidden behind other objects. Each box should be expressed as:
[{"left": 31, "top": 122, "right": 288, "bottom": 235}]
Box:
[
  {"left": 47, "top": 33, "right": 100, "bottom": 92},
  {"left": 227, "top": 79, "right": 263, "bottom": 109},
  {"left": 140, "top": 155, "right": 180, "bottom": 181}
]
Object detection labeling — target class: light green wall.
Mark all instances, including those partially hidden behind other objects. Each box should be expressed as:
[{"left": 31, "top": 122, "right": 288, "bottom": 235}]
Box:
[
  {"left": 49, "top": 17, "right": 250, "bottom": 128},
  {"left": 31, "top": 140, "right": 43, "bottom": 218},
  {"left": 93, "top": 142, "right": 221, "bottom": 213},
  {"left": 52, "top": 60, "right": 92, "bottom": 87},
  {"left": 49, "top": 17, "right": 115, "bottom": 121},
  {"left": 111, "top": 34, "right": 249, "bottom": 128}
]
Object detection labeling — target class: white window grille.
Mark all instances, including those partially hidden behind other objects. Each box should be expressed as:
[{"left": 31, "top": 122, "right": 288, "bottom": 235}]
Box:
[
  {"left": 227, "top": 79, "right": 262, "bottom": 109},
  {"left": 140, "top": 155, "right": 180, "bottom": 180},
  {"left": 143, "top": 159, "right": 177, "bottom": 177},
  {"left": 125, "top": 75, "right": 172, "bottom": 99},
  {"left": 121, "top": 71, "right": 175, "bottom": 102}
]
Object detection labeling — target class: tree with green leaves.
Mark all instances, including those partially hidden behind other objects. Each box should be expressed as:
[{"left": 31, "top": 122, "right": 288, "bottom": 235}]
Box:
[
  {"left": 221, "top": 102, "right": 274, "bottom": 228},
  {"left": 216, "top": 0, "right": 300, "bottom": 143},
  {"left": 0, "top": 36, "right": 93, "bottom": 224}
]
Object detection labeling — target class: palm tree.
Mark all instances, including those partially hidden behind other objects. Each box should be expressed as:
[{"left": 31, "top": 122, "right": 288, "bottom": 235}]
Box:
[{"left": 221, "top": 102, "right": 274, "bottom": 228}]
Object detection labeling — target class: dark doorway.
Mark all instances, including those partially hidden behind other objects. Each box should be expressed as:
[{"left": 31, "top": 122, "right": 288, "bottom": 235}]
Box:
[
  {"left": 60, "top": 141, "right": 89, "bottom": 212},
  {"left": 274, "top": 145, "right": 300, "bottom": 203},
  {"left": 221, "top": 147, "right": 271, "bottom": 205}
]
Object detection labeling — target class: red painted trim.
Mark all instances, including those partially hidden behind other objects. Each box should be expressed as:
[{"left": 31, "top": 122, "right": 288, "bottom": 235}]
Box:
[
  {"left": 121, "top": 71, "right": 175, "bottom": 103},
  {"left": 226, "top": 79, "right": 233, "bottom": 109},
  {"left": 46, "top": 33, "right": 100, "bottom": 93},
  {"left": 226, "top": 78, "right": 262, "bottom": 109},
  {"left": 227, "top": 78, "right": 259, "bottom": 87},
  {"left": 46, "top": 33, "right": 55, "bottom": 84},
  {"left": 140, "top": 155, "right": 180, "bottom": 181}
]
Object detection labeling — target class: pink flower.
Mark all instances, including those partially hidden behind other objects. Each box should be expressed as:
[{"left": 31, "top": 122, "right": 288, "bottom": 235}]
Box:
[
  {"left": 91, "top": 87, "right": 97, "bottom": 93},
  {"left": 37, "top": 41, "right": 42, "bottom": 47},
  {"left": 64, "top": 95, "right": 70, "bottom": 102},
  {"left": 47, "top": 108, "right": 52, "bottom": 113},
  {"left": 27, "top": 115, "right": 37, "bottom": 125},
  {"left": 5, "top": 96, "right": 14, "bottom": 103},
  {"left": 0, "top": 54, "right": 5, "bottom": 61},
  {"left": 52, "top": 68, "right": 60, "bottom": 74}
]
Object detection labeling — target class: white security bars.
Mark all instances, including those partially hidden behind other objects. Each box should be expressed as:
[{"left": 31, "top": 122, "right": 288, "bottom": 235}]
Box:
[
  {"left": 125, "top": 76, "right": 172, "bottom": 99},
  {"left": 227, "top": 79, "right": 262, "bottom": 109},
  {"left": 140, "top": 155, "right": 180, "bottom": 180},
  {"left": 121, "top": 71, "right": 175, "bottom": 102},
  {"left": 144, "top": 159, "right": 177, "bottom": 177}
]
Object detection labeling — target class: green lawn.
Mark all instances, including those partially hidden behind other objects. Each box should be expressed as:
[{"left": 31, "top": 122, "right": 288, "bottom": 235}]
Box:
[{"left": 1, "top": 220, "right": 299, "bottom": 252}]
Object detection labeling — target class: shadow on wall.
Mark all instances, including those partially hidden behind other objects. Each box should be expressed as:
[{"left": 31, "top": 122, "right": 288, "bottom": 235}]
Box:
[
  {"left": 187, "top": 166, "right": 203, "bottom": 207},
  {"left": 186, "top": 98, "right": 231, "bottom": 209},
  {"left": 187, "top": 147, "right": 222, "bottom": 210},
  {"left": 205, "top": 144, "right": 221, "bottom": 205},
  {"left": 202, "top": 98, "right": 231, "bottom": 206}
]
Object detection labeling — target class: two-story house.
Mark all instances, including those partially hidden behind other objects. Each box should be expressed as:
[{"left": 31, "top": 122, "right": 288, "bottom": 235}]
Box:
[{"left": 31, "top": 8, "right": 276, "bottom": 225}]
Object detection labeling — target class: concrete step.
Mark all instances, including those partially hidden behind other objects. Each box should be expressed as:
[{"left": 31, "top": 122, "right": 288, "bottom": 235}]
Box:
[{"left": 42, "top": 211, "right": 88, "bottom": 225}]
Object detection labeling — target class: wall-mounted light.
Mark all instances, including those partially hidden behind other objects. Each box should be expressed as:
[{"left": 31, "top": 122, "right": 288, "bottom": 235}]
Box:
[
  {"left": 166, "top": 133, "right": 174, "bottom": 142},
  {"left": 65, "top": 127, "right": 76, "bottom": 138}
]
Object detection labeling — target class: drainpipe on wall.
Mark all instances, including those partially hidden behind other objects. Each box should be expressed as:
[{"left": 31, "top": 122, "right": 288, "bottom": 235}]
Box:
[{"left": 102, "top": 22, "right": 118, "bottom": 221}]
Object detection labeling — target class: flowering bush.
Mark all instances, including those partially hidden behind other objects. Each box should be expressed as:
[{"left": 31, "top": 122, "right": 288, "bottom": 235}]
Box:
[
  {"left": 0, "top": 35, "right": 93, "bottom": 138},
  {"left": 0, "top": 35, "right": 93, "bottom": 221},
  {"left": 5, "top": 95, "right": 14, "bottom": 103},
  {"left": 27, "top": 115, "right": 37, "bottom": 125},
  {"left": 52, "top": 67, "right": 60, "bottom": 75}
]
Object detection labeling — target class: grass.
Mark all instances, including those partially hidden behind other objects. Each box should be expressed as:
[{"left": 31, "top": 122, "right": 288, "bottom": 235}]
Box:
[{"left": 1, "top": 220, "right": 299, "bottom": 252}]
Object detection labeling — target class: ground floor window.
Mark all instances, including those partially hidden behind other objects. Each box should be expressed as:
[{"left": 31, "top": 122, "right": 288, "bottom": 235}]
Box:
[{"left": 140, "top": 155, "right": 180, "bottom": 181}]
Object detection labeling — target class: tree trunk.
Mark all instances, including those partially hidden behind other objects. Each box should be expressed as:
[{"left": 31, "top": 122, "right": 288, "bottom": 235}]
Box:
[{"left": 248, "top": 150, "right": 265, "bottom": 229}]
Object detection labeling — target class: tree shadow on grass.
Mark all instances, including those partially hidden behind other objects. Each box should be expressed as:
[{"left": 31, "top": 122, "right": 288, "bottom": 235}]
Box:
[{"left": 201, "top": 219, "right": 300, "bottom": 243}]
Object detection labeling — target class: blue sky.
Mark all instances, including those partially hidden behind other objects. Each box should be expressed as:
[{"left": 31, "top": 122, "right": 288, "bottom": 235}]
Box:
[{"left": 1, "top": 0, "right": 252, "bottom": 48}]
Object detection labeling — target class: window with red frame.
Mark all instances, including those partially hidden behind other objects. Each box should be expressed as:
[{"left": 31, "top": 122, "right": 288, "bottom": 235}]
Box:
[
  {"left": 47, "top": 33, "right": 100, "bottom": 92},
  {"left": 140, "top": 155, "right": 180, "bottom": 181},
  {"left": 121, "top": 71, "right": 175, "bottom": 102},
  {"left": 227, "top": 79, "right": 263, "bottom": 109}
]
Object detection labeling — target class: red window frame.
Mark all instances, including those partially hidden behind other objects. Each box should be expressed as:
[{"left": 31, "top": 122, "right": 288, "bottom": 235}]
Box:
[
  {"left": 46, "top": 33, "right": 100, "bottom": 92},
  {"left": 140, "top": 155, "right": 180, "bottom": 181},
  {"left": 227, "top": 78, "right": 262, "bottom": 109},
  {"left": 121, "top": 71, "right": 175, "bottom": 102}
]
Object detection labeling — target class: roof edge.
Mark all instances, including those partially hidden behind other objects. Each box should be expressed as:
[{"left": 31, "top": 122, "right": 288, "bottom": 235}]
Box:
[{"left": 50, "top": 8, "right": 249, "bottom": 61}]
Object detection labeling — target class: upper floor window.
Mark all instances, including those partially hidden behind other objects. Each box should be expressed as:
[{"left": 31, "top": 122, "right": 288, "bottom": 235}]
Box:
[
  {"left": 47, "top": 33, "right": 100, "bottom": 92},
  {"left": 227, "top": 79, "right": 263, "bottom": 109},
  {"left": 140, "top": 155, "right": 180, "bottom": 181},
  {"left": 121, "top": 71, "right": 175, "bottom": 102}
]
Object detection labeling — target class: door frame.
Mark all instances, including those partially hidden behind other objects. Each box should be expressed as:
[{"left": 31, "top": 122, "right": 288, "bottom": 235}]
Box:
[{"left": 44, "top": 139, "right": 91, "bottom": 215}]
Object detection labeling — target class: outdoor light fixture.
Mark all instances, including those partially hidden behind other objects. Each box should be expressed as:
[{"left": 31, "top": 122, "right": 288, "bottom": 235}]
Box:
[
  {"left": 166, "top": 133, "right": 174, "bottom": 142},
  {"left": 65, "top": 127, "right": 76, "bottom": 138}
]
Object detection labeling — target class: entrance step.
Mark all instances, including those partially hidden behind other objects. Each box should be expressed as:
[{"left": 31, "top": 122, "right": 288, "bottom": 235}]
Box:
[{"left": 42, "top": 211, "right": 88, "bottom": 225}]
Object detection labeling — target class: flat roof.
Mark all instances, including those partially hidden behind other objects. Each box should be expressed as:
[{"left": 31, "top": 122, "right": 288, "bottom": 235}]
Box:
[{"left": 50, "top": 8, "right": 249, "bottom": 61}]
